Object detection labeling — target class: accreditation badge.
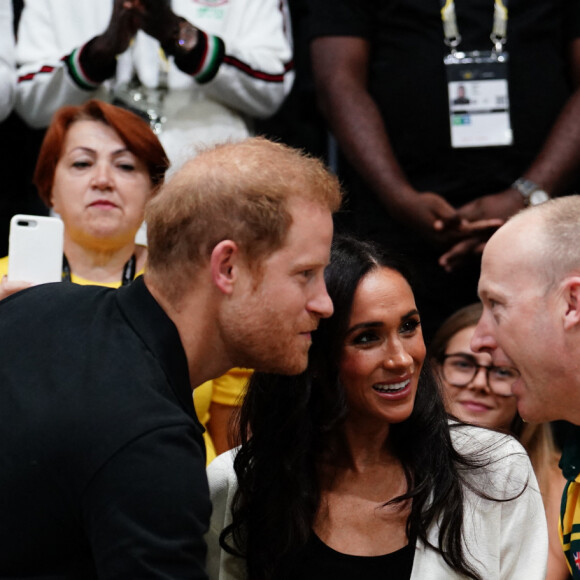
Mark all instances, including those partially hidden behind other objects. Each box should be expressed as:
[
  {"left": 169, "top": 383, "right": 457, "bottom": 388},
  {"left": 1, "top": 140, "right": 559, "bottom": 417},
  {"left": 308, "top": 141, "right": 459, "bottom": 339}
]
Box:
[{"left": 445, "top": 50, "right": 512, "bottom": 148}]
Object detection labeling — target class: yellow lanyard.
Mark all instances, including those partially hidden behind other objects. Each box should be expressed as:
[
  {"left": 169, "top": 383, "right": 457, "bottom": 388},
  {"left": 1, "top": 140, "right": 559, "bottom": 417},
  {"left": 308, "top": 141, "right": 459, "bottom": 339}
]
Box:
[{"left": 440, "top": 0, "right": 508, "bottom": 52}]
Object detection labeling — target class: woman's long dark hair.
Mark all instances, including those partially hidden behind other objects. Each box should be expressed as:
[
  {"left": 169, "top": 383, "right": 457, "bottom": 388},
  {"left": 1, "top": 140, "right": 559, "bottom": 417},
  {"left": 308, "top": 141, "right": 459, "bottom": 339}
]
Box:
[{"left": 220, "top": 236, "right": 491, "bottom": 579}]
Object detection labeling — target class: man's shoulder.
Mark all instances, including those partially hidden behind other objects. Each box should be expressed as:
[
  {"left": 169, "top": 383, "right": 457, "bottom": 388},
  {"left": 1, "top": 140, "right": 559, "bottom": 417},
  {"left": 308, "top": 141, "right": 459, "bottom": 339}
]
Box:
[
  {"left": 0, "top": 282, "right": 115, "bottom": 335},
  {"left": 9, "top": 285, "right": 124, "bottom": 351},
  {"left": 1, "top": 280, "right": 112, "bottom": 308}
]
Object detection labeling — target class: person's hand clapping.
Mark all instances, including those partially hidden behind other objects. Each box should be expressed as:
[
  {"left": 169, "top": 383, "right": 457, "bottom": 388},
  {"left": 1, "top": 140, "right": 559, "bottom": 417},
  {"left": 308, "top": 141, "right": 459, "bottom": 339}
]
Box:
[
  {"left": 90, "top": 0, "right": 143, "bottom": 59},
  {"left": 132, "top": 0, "right": 185, "bottom": 47}
]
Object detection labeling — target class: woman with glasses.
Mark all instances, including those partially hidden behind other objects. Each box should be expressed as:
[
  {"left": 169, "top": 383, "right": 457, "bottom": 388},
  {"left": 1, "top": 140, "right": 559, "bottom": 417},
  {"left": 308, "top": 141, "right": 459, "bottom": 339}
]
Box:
[{"left": 430, "top": 303, "right": 570, "bottom": 580}]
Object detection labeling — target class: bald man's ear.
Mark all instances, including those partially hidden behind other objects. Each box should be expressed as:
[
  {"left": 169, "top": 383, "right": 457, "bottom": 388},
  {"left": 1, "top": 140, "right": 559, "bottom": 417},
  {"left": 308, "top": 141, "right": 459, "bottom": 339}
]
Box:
[
  {"left": 210, "top": 240, "right": 239, "bottom": 295},
  {"left": 563, "top": 277, "right": 580, "bottom": 331}
]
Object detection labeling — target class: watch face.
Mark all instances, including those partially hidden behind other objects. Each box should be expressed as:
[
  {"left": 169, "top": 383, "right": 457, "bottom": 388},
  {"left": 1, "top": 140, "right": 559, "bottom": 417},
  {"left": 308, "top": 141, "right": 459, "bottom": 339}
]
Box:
[{"left": 530, "top": 189, "right": 549, "bottom": 206}]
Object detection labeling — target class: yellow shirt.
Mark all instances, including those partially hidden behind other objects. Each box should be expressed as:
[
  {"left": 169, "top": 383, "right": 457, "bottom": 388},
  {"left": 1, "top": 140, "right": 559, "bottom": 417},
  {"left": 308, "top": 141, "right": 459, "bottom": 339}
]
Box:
[
  {"left": 0, "top": 255, "right": 144, "bottom": 288},
  {"left": 194, "top": 368, "right": 251, "bottom": 464}
]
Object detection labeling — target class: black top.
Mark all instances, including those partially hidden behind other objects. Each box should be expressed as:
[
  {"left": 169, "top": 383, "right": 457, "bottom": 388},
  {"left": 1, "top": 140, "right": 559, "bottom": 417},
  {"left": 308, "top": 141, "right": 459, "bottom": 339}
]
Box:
[
  {"left": 285, "top": 534, "right": 415, "bottom": 580},
  {"left": 309, "top": 0, "right": 580, "bottom": 205},
  {"left": 0, "top": 277, "right": 210, "bottom": 579}
]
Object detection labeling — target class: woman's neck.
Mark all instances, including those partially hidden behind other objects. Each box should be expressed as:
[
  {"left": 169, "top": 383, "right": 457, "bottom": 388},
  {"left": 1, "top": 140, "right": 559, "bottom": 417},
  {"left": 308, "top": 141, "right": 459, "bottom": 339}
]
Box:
[
  {"left": 63, "top": 238, "right": 145, "bottom": 284},
  {"left": 315, "top": 422, "right": 410, "bottom": 557},
  {"left": 332, "top": 415, "right": 393, "bottom": 472}
]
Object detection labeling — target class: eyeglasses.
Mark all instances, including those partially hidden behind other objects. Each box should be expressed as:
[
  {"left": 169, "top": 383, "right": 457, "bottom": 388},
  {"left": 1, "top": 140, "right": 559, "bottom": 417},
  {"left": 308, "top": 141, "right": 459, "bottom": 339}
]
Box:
[{"left": 439, "top": 353, "right": 519, "bottom": 397}]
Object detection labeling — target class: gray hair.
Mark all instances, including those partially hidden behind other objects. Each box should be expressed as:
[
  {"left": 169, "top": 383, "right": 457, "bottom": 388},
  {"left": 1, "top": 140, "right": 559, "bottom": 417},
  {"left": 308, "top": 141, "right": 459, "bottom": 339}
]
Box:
[{"left": 511, "top": 195, "right": 580, "bottom": 290}]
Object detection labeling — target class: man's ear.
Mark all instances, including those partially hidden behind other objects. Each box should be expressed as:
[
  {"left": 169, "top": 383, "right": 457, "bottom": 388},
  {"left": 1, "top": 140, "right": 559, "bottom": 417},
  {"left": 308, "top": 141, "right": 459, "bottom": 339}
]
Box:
[
  {"left": 210, "top": 240, "right": 240, "bottom": 295},
  {"left": 563, "top": 276, "right": 580, "bottom": 330}
]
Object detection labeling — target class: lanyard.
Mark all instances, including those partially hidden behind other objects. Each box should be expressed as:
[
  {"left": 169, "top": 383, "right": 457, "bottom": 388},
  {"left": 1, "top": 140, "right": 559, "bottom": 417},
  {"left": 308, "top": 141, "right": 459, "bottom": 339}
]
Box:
[
  {"left": 61, "top": 254, "right": 137, "bottom": 286},
  {"left": 440, "top": 0, "right": 508, "bottom": 52}
]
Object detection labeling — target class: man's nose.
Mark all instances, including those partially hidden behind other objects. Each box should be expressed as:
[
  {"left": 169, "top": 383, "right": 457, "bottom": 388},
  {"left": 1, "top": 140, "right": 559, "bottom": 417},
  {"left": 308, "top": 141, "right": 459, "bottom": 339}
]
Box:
[{"left": 308, "top": 279, "right": 333, "bottom": 319}]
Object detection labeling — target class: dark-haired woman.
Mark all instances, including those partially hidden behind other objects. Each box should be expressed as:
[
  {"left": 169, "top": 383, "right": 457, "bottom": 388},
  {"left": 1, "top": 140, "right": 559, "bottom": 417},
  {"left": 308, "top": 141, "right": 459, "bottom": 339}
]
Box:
[{"left": 206, "top": 236, "right": 548, "bottom": 579}]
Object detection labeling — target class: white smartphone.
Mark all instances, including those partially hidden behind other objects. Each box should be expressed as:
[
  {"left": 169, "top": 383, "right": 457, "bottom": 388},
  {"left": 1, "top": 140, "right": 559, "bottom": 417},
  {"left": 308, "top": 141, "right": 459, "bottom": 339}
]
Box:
[{"left": 8, "top": 215, "right": 64, "bottom": 284}]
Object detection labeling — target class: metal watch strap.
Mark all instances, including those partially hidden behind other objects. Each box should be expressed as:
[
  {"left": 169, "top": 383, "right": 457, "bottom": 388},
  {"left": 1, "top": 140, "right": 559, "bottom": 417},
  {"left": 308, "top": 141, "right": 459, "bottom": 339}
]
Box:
[{"left": 512, "top": 178, "right": 549, "bottom": 206}]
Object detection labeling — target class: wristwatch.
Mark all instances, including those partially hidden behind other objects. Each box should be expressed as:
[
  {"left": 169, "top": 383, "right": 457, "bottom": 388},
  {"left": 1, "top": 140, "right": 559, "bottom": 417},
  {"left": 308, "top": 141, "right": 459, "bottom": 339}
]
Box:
[{"left": 511, "top": 178, "right": 550, "bottom": 207}]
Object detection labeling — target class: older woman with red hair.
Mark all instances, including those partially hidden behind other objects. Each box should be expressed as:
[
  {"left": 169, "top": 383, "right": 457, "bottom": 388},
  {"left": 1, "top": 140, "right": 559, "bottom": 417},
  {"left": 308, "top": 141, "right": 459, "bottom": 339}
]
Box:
[{"left": 0, "top": 99, "right": 169, "bottom": 292}]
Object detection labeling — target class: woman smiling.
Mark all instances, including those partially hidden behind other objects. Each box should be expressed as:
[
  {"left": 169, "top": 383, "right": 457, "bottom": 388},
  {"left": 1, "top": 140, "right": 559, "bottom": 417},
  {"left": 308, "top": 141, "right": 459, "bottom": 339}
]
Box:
[{"left": 206, "top": 236, "right": 548, "bottom": 580}]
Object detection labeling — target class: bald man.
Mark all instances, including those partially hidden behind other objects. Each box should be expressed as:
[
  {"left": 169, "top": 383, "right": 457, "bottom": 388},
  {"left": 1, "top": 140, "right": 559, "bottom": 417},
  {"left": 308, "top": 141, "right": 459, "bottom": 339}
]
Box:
[{"left": 471, "top": 195, "right": 580, "bottom": 578}]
